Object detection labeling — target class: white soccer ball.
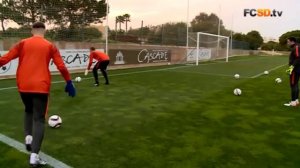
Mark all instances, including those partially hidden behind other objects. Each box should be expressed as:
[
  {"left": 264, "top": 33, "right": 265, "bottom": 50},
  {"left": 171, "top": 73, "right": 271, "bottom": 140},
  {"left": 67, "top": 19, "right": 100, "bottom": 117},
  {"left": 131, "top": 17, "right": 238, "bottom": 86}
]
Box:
[
  {"left": 75, "top": 76, "right": 82, "bottom": 82},
  {"left": 48, "top": 115, "right": 62, "bottom": 128},
  {"left": 234, "top": 74, "right": 240, "bottom": 79},
  {"left": 264, "top": 71, "right": 269, "bottom": 75},
  {"left": 167, "top": 62, "right": 171, "bottom": 65},
  {"left": 275, "top": 78, "right": 282, "bottom": 83},
  {"left": 233, "top": 88, "right": 242, "bottom": 96}
]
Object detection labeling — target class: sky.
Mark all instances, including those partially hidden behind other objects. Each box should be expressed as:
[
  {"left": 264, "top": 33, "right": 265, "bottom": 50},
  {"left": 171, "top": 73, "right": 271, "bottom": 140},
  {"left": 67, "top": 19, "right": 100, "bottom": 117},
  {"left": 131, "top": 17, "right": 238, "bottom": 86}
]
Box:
[{"left": 106, "top": 0, "right": 300, "bottom": 41}]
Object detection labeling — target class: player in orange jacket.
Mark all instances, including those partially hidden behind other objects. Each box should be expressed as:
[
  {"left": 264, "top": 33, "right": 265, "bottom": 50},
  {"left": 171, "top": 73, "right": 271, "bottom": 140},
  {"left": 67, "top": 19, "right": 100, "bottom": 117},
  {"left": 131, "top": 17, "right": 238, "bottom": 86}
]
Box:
[
  {"left": 0, "top": 22, "right": 76, "bottom": 167},
  {"left": 85, "top": 47, "right": 110, "bottom": 86}
]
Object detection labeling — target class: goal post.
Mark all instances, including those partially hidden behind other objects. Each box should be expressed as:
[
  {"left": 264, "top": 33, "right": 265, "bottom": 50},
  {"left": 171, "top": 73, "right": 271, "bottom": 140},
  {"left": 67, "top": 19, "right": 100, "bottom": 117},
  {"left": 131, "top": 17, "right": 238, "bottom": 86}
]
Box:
[{"left": 195, "top": 32, "right": 230, "bottom": 65}]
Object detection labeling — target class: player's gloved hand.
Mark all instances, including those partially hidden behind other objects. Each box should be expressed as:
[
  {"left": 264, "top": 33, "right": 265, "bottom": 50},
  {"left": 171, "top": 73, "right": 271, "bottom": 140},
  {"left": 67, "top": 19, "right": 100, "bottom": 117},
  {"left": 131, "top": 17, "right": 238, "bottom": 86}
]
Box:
[
  {"left": 65, "top": 80, "right": 76, "bottom": 97},
  {"left": 286, "top": 65, "right": 294, "bottom": 75},
  {"left": 84, "top": 69, "right": 88, "bottom": 76}
]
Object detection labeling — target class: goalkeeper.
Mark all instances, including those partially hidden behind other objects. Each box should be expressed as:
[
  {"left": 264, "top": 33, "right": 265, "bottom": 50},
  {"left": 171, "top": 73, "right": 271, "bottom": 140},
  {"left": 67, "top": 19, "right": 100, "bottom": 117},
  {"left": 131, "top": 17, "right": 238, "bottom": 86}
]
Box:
[
  {"left": 285, "top": 37, "right": 300, "bottom": 106},
  {"left": 0, "top": 22, "right": 76, "bottom": 167},
  {"left": 85, "top": 47, "right": 110, "bottom": 86}
]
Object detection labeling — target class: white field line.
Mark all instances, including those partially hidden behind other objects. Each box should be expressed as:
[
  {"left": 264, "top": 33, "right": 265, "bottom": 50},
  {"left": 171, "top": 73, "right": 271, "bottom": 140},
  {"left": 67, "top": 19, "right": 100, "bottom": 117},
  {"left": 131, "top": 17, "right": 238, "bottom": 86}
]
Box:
[
  {"left": 0, "top": 57, "right": 287, "bottom": 91},
  {"left": 0, "top": 133, "right": 73, "bottom": 168},
  {"left": 250, "top": 64, "right": 287, "bottom": 78},
  {"left": 0, "top": 86, "right": 17, "bottom": 91}
]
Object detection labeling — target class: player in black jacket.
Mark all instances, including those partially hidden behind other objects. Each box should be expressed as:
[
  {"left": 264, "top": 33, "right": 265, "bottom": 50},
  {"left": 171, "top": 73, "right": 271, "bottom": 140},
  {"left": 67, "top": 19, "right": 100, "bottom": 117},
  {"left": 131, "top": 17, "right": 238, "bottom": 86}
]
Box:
[{"left": 285, "top": 37, "right": 300, "bottom": 106}]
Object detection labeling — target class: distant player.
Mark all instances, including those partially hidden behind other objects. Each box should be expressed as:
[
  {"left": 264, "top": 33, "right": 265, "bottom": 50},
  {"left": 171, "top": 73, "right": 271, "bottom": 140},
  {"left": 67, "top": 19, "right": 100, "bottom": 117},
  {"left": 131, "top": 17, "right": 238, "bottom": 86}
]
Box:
[
  {"left": 85, "top": 47, "right": 110, "bottom": 86},
  {"left": 0, "top": 22, "right": 76, "bottom": 167},
  {"left": 285, "top": 37, "right": 300, "bottom": 106}
]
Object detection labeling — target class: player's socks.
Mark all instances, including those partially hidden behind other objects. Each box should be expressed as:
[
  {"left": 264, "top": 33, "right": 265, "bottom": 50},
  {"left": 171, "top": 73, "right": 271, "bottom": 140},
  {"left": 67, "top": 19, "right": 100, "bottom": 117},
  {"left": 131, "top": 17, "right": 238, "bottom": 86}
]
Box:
[{"left": 25, "top": 135, "right": 32, "bottom": 152}]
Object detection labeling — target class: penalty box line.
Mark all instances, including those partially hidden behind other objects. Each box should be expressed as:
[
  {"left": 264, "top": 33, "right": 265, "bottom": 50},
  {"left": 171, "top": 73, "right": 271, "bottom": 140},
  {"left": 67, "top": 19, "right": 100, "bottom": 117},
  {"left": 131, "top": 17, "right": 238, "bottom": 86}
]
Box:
[{"left": 250, "top": 64, "right": 287, "bottom": 78}]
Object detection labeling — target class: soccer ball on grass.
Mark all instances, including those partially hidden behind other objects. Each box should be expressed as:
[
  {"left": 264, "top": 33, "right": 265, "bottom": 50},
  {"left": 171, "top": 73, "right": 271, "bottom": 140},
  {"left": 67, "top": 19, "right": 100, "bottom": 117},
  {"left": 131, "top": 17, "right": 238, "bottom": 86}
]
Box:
[
  {"left": 75, "top": 76, "right": 82, "bottom": 82},
  {"left": 234, "top": 74, "right": 240, "bottom": 79},
  {"left": 233, "top": 88, "right": 242, "bottom": 96},
  {"left": 48, "top": 115, "right": 62, "bottom": 128},
  {"left": 275, "top": 78, "right": 282, "bottom": 83}
]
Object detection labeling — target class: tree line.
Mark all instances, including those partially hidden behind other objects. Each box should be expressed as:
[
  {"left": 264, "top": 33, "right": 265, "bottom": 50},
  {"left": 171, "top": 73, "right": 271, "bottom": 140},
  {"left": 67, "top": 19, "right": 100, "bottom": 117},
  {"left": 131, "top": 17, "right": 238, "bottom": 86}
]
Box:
[
  {"left": 261, "top": 30, "right": 300, "bottom": 51},
  {"left": 113, "top": 12, "right": 297, "bottom": 51},
  {"left": 0, "top": 0, "right": 107, "bottom": 41},
  {"left": 111, "top": 12, "right": 264, "bottom": 50}
]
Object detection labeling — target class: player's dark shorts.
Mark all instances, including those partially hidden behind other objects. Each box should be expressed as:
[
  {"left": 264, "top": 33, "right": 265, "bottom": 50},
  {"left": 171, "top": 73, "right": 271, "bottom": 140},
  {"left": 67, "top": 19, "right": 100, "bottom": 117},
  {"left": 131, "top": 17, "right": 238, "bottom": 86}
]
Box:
[
  {"left": 94, "top": 60, "right": 110, "bottom": 70},
  {"left": 20, "top": 92, "right": 49, "bottom": 116}
]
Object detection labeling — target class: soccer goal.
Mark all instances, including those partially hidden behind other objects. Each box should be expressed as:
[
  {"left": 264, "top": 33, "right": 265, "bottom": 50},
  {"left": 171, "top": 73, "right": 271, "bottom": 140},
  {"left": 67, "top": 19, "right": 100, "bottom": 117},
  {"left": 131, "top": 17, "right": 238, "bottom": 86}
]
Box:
[{"left": 187, "top": 32, "right": 230, "bottom": 65}]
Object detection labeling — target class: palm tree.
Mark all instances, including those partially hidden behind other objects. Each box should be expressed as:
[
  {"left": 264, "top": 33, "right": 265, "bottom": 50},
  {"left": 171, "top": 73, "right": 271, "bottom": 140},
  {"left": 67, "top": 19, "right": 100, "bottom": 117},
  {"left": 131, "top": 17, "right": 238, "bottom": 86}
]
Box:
[
  {"left": 123, "top": 13, "right": 130, "bottom": 33},
  {"left": 116, "top": 15, "right": 124, "bottom": 31},
  {"left": 115, "top": 16, "right": 118, "bottom": 31}
]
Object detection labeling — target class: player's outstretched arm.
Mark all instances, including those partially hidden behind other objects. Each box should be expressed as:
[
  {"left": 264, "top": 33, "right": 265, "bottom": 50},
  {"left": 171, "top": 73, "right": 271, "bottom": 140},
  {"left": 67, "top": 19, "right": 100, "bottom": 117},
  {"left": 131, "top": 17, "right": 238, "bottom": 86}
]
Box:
[{"left": 0, "top": 42, "right": 22, "bottom": 66}]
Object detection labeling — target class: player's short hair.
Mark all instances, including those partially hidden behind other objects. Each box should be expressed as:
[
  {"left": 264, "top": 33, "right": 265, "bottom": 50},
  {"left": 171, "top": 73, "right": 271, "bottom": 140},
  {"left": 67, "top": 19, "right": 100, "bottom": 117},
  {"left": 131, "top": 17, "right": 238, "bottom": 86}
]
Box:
[
  {"left": 90, "top": 47, "right": 96, "bottom": 51},
  {"left": 288, "top": 37, "right": 297, "bottom": 43},
  {"left": 32, "top": 22, "right": 46, "bottom": 29}
]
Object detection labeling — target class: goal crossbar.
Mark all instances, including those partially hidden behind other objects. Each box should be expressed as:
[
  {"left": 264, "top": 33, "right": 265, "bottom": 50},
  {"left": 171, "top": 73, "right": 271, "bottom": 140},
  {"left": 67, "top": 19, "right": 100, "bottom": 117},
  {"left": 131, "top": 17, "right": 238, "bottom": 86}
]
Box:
[
  {"left": 197, "top": 32, "right": 229, "bottom": 39},
  {"left": 196, "top": 32, "right": 229, "bottom": 65}
]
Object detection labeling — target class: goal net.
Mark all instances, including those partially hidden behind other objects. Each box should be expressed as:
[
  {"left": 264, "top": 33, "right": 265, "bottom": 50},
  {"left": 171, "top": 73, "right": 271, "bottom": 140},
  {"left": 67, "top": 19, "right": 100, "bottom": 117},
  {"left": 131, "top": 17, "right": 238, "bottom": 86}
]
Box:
[{"left": 186, "top": 32, "right": 229, "bottom": 65}]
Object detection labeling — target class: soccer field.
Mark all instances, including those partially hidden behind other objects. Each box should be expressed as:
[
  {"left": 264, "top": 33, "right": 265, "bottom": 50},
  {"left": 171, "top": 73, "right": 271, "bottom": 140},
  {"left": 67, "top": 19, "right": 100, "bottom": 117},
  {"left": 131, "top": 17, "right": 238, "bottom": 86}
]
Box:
[{"left": 1, "top": 55, "right": 300, "bottom": 168}]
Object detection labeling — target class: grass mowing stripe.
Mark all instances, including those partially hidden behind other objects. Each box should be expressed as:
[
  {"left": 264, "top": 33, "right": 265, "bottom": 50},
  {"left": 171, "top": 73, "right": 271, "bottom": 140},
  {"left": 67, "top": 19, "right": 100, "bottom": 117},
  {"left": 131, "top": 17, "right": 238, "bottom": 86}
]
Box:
[
  {"left": 209, "top": 56, "right": 267, "bottom": 64},
  {"left": 0, "top": 133, "right": 73, "bottom": 168},
  {"left": 186, "top": 56, "right": 269, "bottom": 66},
  {"left": 166, "top": 70, "right": 252, "bottom": 78},
  {"left": 0, "top": 65, "right": 191, "bottom": 91}
]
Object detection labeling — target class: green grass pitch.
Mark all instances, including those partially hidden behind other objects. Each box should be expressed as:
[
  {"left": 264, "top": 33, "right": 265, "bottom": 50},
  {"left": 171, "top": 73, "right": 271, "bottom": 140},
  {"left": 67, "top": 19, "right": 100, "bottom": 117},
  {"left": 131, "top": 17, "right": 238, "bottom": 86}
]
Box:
[{"left": 1, "top": 55, "right": 300, "bottom": 168}]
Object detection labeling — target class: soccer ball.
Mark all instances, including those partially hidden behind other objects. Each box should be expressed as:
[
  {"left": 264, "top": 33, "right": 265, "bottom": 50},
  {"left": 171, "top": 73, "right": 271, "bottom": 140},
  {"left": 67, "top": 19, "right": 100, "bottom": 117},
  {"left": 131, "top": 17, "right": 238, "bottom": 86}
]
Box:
[
  {"left": 233, "top": 88, "right": 242, "bottom": 96},
  {"left": 167, "top": 62, "right": 171, "bottom": 65},
  {"left": 48, "top": 115, "right": 62, "bottom": 128},
  {"left": 75, "top": 76, "right": 82, "bottom": 82},
  {"left": 234, "top": 74, "right": 240, "bottom": 79},
  {"left": 275, "top": 78, "right": 282, "bottom": 83},
  {"left": 264, "top": 71, "right": 269, "bottom": 75}
]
